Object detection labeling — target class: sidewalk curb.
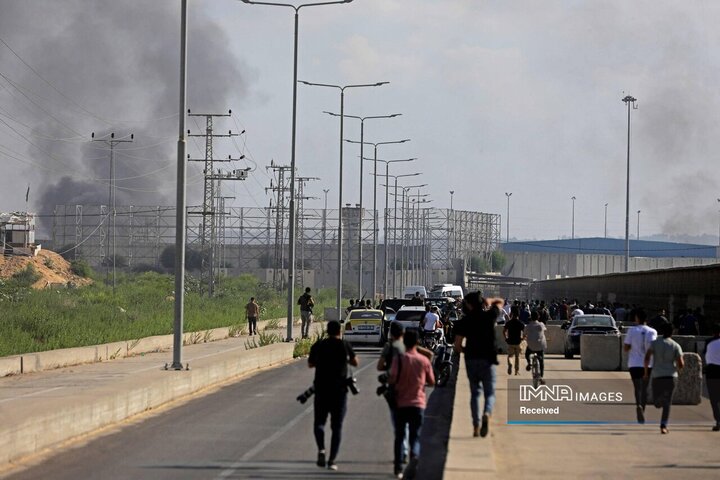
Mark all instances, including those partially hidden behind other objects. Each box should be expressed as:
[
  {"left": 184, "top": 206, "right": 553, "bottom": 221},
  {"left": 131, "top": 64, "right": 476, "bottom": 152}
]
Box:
[{"left": 443, "top": 359, "right": 498, "bottom": 479}]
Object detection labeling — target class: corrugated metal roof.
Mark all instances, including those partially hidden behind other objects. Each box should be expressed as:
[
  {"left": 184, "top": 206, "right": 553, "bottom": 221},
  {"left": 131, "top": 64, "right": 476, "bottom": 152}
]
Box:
[{"left": 501, "top": 237, "right": 718, "bottom": 258}]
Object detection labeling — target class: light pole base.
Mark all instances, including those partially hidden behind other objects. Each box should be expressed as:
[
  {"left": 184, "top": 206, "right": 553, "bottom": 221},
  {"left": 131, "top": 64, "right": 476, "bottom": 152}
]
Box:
[{"left": 165, "top": 362, "right": 190, "bottom": 371}]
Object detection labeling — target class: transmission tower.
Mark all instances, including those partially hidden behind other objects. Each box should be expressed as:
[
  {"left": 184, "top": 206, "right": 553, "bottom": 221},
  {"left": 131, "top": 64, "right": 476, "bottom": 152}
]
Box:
[
  {"left": 266, "top": 162, "right": 292, "bottom": 289},
  {"left": 296, "top": 176, "right": 319, "bottom": 287},
  {"left": 187, "top": 109, "right": 241, "bottom": 297}
]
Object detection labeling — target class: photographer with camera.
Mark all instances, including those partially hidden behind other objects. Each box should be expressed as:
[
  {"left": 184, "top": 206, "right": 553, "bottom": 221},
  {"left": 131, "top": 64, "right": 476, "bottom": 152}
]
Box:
[
  {"left": 389, "top": 329, "right": 435, "bottom": 478},
  {"left": 377, "top": 322, "right": 410, "bottom": 465},
  {"left": 308, "top": 320, "right": 359, "bottom": 471},
  {"left": 298, "top": 287, "right": 315, "bottom": 339}
]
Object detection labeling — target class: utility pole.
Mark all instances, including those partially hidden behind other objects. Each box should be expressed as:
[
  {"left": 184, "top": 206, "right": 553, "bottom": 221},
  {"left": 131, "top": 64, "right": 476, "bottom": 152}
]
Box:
[
  {"left": 187, "top": 110, "right": 239, "bottom": 297},
  {"left": 321, "top": 188, "right": 330, "bottom": 288},
  {"left": 637, "top": 210, "right": 641, "bottom": 240},
  {"left": 91, "top": 131, "right": 134, "bottom": 294},
  {"left": 504, "top": 192, "right": 512, "bottom": 243},
  {"left": 266, "top": 162, "right": 292, "bottom": 290},
  {"left": 296, "top": 176, "right": 319, "bottom": 289},
  {"left": 571, "top": 196, "right": 576, "bottom": 240}
]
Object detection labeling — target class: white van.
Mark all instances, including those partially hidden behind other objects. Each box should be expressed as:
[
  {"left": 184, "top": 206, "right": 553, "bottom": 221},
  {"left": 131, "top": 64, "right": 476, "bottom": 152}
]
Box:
[
  {"left": 402, "top": 286, "right": 427, "bottom": 299},
  {"left": 428, "top": 284, "right": 464, "bottom": 300}
]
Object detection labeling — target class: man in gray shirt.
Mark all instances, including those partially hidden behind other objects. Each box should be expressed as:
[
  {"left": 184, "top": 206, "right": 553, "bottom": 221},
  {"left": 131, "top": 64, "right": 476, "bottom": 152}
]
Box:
[{"left": 524, "top": 311, "right": 547, "bottom": 380}]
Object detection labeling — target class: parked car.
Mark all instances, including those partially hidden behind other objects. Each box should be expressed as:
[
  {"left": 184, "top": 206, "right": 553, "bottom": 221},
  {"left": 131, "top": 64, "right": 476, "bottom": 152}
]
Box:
[
  {"left": 394, "top": 305, "right": 427, "bottom": 332},
  {"left": 563, "top": 314, "right": 620, "bottom": 359}
]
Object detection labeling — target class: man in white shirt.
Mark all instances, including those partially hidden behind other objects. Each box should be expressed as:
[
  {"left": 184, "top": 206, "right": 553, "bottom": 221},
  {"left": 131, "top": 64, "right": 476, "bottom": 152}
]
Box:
[
  {"left": 423, "top": 306, "right": 443, "bottom": 341},
  {"left": 623, "top": 308, "right": 657, "bottom": 424},
  {"left": 705, "top": 323, "right": 720, "bottom": 431}
]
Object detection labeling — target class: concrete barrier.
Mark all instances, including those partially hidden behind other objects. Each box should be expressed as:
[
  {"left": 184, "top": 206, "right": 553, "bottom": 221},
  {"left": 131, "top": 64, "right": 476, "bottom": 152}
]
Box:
[
  {"left": 0, "top": 342, "right": 294, "bottom": 466},
  {"left": 673, "top": 353, "right": 703, "bottom": 405},
  {"left": 495, "top": 325, "right": 507, "bottom": 354},
  {"left": 0, "top": 319, "right": 284, "bottom": 378},
  {"left": 580, "top": 335, "right": 621, "bottom": 371},
  {"left": 546, "top": 325, "right": 566, "bottom": 355}
]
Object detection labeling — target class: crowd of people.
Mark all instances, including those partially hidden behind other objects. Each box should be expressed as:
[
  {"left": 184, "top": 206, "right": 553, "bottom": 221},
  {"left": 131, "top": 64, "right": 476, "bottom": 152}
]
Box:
[{"left": 245, "top": 288, "right": 720, "bottom": 476}]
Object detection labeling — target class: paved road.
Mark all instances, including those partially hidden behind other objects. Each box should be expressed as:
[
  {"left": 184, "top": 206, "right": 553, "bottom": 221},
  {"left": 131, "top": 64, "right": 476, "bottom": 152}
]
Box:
[{"left": 5, "top": 347, "right": 408, "bottom": 480}]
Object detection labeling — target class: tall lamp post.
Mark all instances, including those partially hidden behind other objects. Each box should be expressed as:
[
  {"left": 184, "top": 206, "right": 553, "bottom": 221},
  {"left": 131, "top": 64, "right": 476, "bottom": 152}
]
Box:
[
  {"left": 571, "top": 196, "right": 576, "bottom": 240},
  {"left": 450, "top": 190, "right": 454, "bottom": 210},
  {"left": 324, "top": 113, "right": 401, "bottom": 300},
  {"left": 379, "top": 174, "right": 422, "bottom": 297},
  {"left": 398, "top": 184, "right": 426, "bottom": 293},
  {"left": 622, "top": 94, "right": 637, "bottom": 272},
  {"left": 301, "top": 80, "right": 389, "bottom": 315},
  {"left": 637, "top": 210, "right": 641, "bottom": 240},
  {"left": 604, "top": 202, "right": 608, "bottom": 238},
  {"left": 504, "top": 192, "right": 512, "bottom": 243},
  {"left": 348, "top": 140, "right": 411, "bottom": 300},
  {"left": 364, "top": 156, "right": 416, "bottom": 299},
  {"left": 240, "top": 0, "right": 355, "bottom": 340},
  {"left": 171, "top": 0, "right": 189, "bottom": 370}
]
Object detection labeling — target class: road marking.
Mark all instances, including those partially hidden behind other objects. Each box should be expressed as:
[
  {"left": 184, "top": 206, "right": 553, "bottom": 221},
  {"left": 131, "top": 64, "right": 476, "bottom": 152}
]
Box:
[
  {"left": 214, "top": 361, "right": 375, "bottom": 479},
  {"left": 0, "top": 386, "right": 64, "bottom": 404}
]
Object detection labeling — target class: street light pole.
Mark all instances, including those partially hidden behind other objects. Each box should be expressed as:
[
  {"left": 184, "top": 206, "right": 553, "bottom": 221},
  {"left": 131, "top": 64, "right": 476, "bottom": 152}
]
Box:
[
  {"left": 637, "top": 210, "right": 641, "bottom": 240},
  {"left": 505, "top": 192, "right": 512, "bottom": 243},
  {"left": 604, "top": 202, "right": 608, "bottom": 238},
  {"left": 450, "top": 190, "right": 454, "bottom": 210},
  {"left": 301, "top": 80, "right": 389, "bottom": 316},
  {"left": 241, "top": 0, "right": 355, "bottom": 340},
  {"left": 170, "top": 0, "right": 188, "bottom": 370},
  {"left": 327, "top": 114, "right": 400, "bottom": 301},
  {"left": 622, "top": 94, "right": 637, "bottom": 272},
  {"left": 571, "top": 196, "right": 576, "bottom": 240}
]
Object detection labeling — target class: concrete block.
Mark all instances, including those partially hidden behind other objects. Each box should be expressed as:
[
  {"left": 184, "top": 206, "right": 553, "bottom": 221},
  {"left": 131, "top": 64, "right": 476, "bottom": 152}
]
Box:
[
  {"left": 34, "top": 346, "right": 99, "bottom": 371},
  {"left": 580, "top": 335, "right": 621, "bottom": 371},
  {"left": 673, "top": 336, "right": 697, "bottom": 354},
  {"left": 495, "top": 325, "right": 507, "bottom": 354},
  {"left": 325, "top": 307, "right": 341, "bottom": 322},
  {"left": 0, "top": 356, "right": 21, "bottom": 376},
  {"left": 546, "top": 325, "right": 566, "bottom": 355},
  {"left": 673, "top": 353, "right": 703, "bottom": 405}
]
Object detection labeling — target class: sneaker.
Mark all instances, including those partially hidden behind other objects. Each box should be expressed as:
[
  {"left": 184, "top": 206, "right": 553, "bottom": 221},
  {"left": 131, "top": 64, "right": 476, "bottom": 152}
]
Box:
[
  {"left": 316, "top": 451, "right": 326, "bottom": 468},
  {"left": 515, "top": 371, "right": 520, "bottom": 376},
  {"left": 712, "top": 424, "right": 720, "bottom": 432},
  {"left": 327, "top": 461, "right": 338, "bottom": 471},
  {"left": 660, "top": 425, "right": 669, "bottom": 434},
  {"left": 473, "top": 425, "right": 480, "bottom": 437},
  {"left": 526, "top": 364, "right": 531, "bottom": 371},
  {"left": 636, "top": 406, "right": 645, "bottom": 424},
  {"left": 507, "top": 364, "right": 512, "bottom": 374},
  {"left": 480, "top": 414, "right": 490, "bottom": 438},
  {"left": 394, "top": 466, "right": 404, "bottom": 478}
]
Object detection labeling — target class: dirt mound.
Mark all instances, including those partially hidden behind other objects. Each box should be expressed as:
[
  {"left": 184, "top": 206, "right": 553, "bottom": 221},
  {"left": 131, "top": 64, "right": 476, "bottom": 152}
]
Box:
[{"left": 0, "top": 250, "right": 92, "bottom": 288}]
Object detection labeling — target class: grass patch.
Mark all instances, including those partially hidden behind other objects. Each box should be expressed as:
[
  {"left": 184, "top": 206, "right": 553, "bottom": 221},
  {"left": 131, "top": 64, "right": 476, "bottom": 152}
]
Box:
[{"left": 0, "top": 272, "right": 336, "bottom": 357}]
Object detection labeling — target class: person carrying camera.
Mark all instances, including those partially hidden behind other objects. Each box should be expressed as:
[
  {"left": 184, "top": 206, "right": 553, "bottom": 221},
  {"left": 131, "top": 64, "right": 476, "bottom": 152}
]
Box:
[
  {"left": 389, "top": 329, "right": 435, "bottom": 478},
  {"left": 377, "top": 322, "right": 410, "bottom": 465},
  {"left": 308, "top": 320, "right": 359, "bottom": 471},
  {"left": 298, "top": 286, "right": 315, "bottom": 339}
]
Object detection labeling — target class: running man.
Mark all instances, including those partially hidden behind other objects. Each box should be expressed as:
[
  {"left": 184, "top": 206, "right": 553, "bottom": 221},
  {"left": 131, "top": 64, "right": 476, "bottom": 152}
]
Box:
[{"left": 623, "top": 308, "right": 656, "bottom": 423}]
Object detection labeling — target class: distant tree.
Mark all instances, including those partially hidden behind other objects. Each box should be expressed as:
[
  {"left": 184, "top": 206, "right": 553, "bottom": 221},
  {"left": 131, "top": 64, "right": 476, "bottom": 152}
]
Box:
[
  {"left": 70, "top": 259, "right": 93, "bottom": 278},
  {"left": 470, "top": 255, "right": 489, "bottom": 273},
  {"left": 491, "top": 250, "right": 506, "bottom": 271}
]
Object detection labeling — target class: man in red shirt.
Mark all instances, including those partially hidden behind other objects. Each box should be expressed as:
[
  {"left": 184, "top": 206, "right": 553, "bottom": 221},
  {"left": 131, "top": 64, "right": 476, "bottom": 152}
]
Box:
[{"left": 389, "top": 329, "right": 435, "bottom": 478}]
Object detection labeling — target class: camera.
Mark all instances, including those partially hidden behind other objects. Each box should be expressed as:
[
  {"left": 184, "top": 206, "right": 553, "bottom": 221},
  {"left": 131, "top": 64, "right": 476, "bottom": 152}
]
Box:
[
  {"left": 376, "top": 373, "right": 389, "bottom": 396},
  {"left": 346, "top": 376, "right": 359, "bottom": 395},
  {"left": 296, "top": 385, "right": 315, "bottom": 404}
]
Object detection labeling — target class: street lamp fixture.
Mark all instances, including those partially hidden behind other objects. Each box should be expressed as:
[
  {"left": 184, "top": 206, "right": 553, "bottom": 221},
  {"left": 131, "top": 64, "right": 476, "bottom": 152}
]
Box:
[
  {"left": 301, "top": 79, "right": 390, "bottom": 314},
  {"left": 240, "top": 0, "right": 355, "bottom": 341}
]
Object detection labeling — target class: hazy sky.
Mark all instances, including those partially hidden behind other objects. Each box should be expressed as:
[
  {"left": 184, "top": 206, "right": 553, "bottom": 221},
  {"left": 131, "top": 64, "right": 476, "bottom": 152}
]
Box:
[{"left": 1, "top": 0, "right": 719, "bottom": 242}]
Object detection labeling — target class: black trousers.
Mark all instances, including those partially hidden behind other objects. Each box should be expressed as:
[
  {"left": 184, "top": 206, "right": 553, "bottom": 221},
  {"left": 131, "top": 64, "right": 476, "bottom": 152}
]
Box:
[
  {"left": 629, "top": 367, "right": 651, "bottom": 409},
  {"left": 525, "top": 348, "right": 544, "bottom": 377},
  {"left": 652, "top": 377, "right": 676, "bottom": 427},
  {"left": 313, "top": 392, "right": 348, "bottom": 462},
  {"left": 708, "top": 378, "right": 720, "bottom": 425}
]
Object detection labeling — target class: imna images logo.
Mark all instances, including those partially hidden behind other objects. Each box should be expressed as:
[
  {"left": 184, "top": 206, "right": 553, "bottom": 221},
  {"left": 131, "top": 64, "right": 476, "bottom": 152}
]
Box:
[{"left": 519, "top": 384, "right": 573, "bottom": 402}]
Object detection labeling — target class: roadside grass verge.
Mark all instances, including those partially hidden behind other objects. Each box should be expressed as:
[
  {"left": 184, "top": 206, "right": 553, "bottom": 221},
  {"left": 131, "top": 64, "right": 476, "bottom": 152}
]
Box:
[{"left": 0, "top": 272, "right": 337, "bottom": 357}]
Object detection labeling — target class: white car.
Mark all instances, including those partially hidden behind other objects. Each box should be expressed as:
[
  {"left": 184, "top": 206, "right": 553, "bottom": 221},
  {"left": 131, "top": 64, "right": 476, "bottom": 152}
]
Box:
[{"left": 394, "top": 305, "right": 427, "bottom": 332}]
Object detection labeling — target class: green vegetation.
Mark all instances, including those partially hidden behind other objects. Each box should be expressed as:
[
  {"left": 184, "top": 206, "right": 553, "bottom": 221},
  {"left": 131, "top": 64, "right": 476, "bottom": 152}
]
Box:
[
  {"left": 293, "top": 323, "right": 327, "bottom": 358},
  {"left": 10, "top": 265, "right": 41, "bottom": 288},
  {"left": 0, "top": 271, "right": 337, "bottom": 357},
  {"left": 70, "top": 259, "right": 94, "bottom": 278}
]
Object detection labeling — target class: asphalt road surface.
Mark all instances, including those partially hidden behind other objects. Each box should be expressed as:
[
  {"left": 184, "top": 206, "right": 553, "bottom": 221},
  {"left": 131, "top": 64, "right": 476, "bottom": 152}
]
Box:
[{"left": 5, "top": 347, "right": 442, "bottom": 480}]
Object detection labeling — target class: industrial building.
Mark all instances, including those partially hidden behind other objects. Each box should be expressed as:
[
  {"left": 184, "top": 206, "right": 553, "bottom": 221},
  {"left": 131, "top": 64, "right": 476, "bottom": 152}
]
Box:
[{"left": 501, "top": 237, "right": 720, "bottom": 280}]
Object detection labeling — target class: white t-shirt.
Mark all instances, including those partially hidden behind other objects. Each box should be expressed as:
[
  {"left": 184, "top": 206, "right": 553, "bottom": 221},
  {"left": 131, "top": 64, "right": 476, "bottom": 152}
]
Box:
[
  {"left": 706, "top": 337, "right": 720, "bottom": 366},
  {"left": 624, "top": 324, "right": 657, "bottom": 368},
  {"left": 571, "top": 308, "right": 584, "bottom": 318},
  {"left": 423, "top": 312, "right": 440, "bottom": 331}
]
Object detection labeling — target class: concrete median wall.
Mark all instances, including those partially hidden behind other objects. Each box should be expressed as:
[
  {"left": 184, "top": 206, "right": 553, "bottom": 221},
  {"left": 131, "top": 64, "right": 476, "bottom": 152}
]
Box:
[
  {"left": 580, "top": 335, "right": 621, "bottom": 371},
  {"left": 546, "top": 325, "right": 566, "bottom": 355},
  {"left": 0, "top": 319, "right": 284, "bottom": 378},
  {"left": 0, "top": 342, "right": 294, "bottom": 466}
]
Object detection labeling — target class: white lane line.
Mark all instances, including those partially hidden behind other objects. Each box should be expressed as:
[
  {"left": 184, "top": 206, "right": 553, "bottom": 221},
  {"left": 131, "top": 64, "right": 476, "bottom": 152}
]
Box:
[
  {"left": 0, "top": 386, "right": 64, "bottom": 404},
  {"left": 214, "top": 360, "right": 376, "bottom": 479}
]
